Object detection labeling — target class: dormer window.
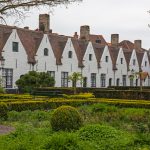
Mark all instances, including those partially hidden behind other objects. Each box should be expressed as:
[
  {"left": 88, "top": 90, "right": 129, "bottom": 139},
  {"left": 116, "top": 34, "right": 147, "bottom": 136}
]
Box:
[
  {"left": 12, "top": 42, "right": 18, "bottom": 52},
  {"left": 121, "top": 58, "right": 123, "bottom": 64},
  {"left": 105, "top": 56, "right": 108, "bottom": 62},
  {"left": 89, "top": 54, "right": 92, "bottom": 61},
  {"left": 133, "top": 59, "right": 136, "bottom": 65},
  {"left": 44, "top": 48, "right": 48, "bottom": 56},
  {"left": 145, "top": 61, "right": 147, "bottom": 67},
  {"left": 68, "top": 51, "right": 72, "bottom": 58},
  {"left": 95, "top": 39, "right": 101, "bottom": 44}
]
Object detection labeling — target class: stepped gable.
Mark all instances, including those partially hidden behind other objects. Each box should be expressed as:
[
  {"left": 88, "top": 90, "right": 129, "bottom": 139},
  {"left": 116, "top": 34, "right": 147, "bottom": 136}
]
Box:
[
  {"left": 17, "top": 28, "right": 43, "bottom": 64},
  {"left": 71, "top": 38, "right": 88, "bottom": 67},
  {"left": 108, "top": 46, "right": 120, "bottom": 70},
  {"left": 92, "top": 43, "right": 105, "bottom": 68},
  {"left": 89, "top": 34, "right": 106, "bottom": 44},
  {"left": 0, "top": 25, "right": 13, "bottom": 58},
  {"left": 48, "top": 34, "right": 68, "bottom": 65},
  {"left": 136, "top": 51, "right": 144, "bottom": 69}
]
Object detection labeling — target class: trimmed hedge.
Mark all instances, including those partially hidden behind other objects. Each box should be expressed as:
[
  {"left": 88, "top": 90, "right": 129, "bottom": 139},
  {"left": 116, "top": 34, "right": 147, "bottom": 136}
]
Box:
[
  {"left": 93, "top": 90, "right": 150, "bottom": 100},
  {"left": 0, "top": 99, "right": 98, "bottom": 119},
  {"left": 33, "top": 87, "right": 150, "bottom": 100}
]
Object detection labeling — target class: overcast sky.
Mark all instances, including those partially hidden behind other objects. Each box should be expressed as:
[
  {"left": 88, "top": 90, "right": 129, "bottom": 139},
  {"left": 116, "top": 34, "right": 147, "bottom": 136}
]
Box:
[{"left": 6, "top": 0, "right": 150, "bottom": 49}]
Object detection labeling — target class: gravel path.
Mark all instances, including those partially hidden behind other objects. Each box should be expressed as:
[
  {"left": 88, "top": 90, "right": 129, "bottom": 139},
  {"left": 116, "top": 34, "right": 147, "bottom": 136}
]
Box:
[{"left": 0, "top": 125, "right": 15, "bottom": 135}]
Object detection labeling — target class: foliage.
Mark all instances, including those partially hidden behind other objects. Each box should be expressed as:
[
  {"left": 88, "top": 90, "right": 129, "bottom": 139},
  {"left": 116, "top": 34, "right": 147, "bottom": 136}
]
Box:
[
  {"left": 16, "top": 71, "right": 55, "bottom": 93},
  {"left": 78, "top": 124, "right": 134, "bottom": 150},
  {"left": 0, "top": 0, "right": 82, "bottom": 22},
  {"left": 68, "top": 72, "right": 83, "bottom": 94},
  {"left": 43, "top": 132, "right": 83, "bottom": 150},
  {"left": 63, "top": 93, "right": 95, "bottom": 99},
  {"left": 51, "top": 105, "right": 83, "bottom": 131},
  {"left": 0, "top": 103, "right": 150, "bottom": 149}
]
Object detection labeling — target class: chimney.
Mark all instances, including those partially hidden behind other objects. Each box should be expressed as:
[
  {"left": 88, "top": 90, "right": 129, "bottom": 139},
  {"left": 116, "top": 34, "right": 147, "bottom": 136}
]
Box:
[
  {"left": 24, "top": 26, "right": 29, "bottom": 30},
  {"left": 111, "top": 34, "right": 119, "bottom": 46},
  {"left": 39, "top": 14, "right": 50, "bottom": 32},
  {"left": 74, "top": 32, "right": 78, "bottom": 39},
  {"left": 80, "top": 25, "right": 90, "bottom": 41},
  {"left": 134, "top": 40, "right": 142, "bottom": 49}
]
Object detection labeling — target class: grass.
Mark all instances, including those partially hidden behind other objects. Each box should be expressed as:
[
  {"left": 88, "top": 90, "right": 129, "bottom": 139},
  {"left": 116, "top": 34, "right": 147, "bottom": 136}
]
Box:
[{"left": 0, "top": 102, "right": 150, "bottom": 149}]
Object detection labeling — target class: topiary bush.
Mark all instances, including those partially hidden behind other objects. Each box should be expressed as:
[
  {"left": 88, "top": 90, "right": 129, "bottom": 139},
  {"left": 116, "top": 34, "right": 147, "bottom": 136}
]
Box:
[{"left": 51, "top": 105, "right": 83, "bottom": 131}]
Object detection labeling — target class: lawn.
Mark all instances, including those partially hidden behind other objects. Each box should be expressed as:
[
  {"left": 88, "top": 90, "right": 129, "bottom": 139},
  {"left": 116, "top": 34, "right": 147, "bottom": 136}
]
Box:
[{"left": 0, "top": 102, "right": 150, "bottom": 150}]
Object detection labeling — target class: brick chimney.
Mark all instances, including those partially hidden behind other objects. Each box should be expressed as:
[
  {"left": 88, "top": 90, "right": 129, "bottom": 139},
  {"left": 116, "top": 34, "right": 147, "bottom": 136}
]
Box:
[
  {"left": 74, "top": 32, "right": 78, "bottom": 39},
  {"left": 111, "top": 34, "right": 119, "bottom": 46},
  {"left": 80, "top": 25, "right": 90, "bottom": 41},
  {"left": 134, "top": 40, "right": 142, "bottom": 49},
  {"left": 39, "top": 14, "right": 50, "bottom": 32}
]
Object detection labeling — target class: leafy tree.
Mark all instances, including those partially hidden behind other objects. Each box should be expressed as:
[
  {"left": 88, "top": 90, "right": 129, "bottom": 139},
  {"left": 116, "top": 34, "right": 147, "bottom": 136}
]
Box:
[
  {"left": 0, "top": 0, "right": 82, "bottom": 22},
  {"left": 16, "top": 71, "right": 55, "bottom": 93},
  {"left": 68, "top": 72, "right": 83, "bottom": 94}
]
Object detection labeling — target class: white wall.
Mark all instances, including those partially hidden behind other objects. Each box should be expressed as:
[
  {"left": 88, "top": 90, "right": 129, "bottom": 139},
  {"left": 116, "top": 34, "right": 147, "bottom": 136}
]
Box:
[
  {"left": 82, "top": 42, "right": 99, "bottom": 87},
  {"left": 115, "top": 48, "right": 128, "bottom": 86},
  {"left": 99, "top": 46, "right": 113, "bottom": 87},
  {"left": 2, "top": 29, "right": 29, "bottom": 88}
]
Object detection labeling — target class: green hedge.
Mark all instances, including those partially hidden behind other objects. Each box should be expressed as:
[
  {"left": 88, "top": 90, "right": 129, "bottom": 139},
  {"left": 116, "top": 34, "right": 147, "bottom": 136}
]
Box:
[
  {"left": 0, "top": 99, "right": 98, "bottom": 119},
  {"left": 93, "top": 90, "right": 150, "bottom": 100},
  {"left": 33, "top": 88, "right": 150, "bottom": 100}
]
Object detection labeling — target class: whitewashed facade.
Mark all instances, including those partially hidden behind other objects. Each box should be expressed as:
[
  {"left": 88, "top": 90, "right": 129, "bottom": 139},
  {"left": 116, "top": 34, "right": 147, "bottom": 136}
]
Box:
[{"left": 0, "top": 14, "right": 149, "bottom": 89}]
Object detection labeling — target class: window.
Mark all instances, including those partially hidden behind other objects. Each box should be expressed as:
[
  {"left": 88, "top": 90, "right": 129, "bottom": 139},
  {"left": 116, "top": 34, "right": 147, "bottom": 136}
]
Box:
[
  {"left": 47, "top": 71, "right": 55, "bottom": 79},
  {"left": 68, "top": 51, "right": 72, "bottom": 58},
  {"left": 130, "top": 78, "right": 134, "bottom": 86},
  {"left": 12, "top": 42, "right": 18, "bottom": 52},
  {"left": 116, "top": 78, "right": 120, "bottom": 86},
  {"left": 91, "top": 73, "right": 96, "bottom": 87},
  {"left": 2, "top": 69, "right": 13, "bottom": 88},
  {"left": 61, "top": 72, "right": 68, "bottom": 87},
  {"left": 95, "top": 39, "right": 101, "bottom": 44},
  {"left": 89, "top": 54, "right": 92, "bottom": 61},
  {"left": 109, "top": 78, "right": 112, "bottom": 86},
  {"left": 101, "top": 74, "right": 106, "bottom": 87},
  {"left": 120, "top": 58, "right": 123, "bottom": 64},
  {"left": 133, "top": 59, "right": 136, "bottom": 65},
  {"left": 122, "top": 75, "right": 126, "bottom": 86},
  {"left": 105, "top": 56, "right": 108, "bottom": 62},
  {"left": 44, "top": 48, "right": 48, "bottom": 56},
  {"left": 145, "top": 61, "right": 147, "bottom": 67}
]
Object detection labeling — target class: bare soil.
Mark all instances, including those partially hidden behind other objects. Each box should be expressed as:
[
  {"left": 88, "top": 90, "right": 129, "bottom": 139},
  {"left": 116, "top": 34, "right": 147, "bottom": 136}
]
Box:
[{"left": 0, "top": 125, "right": 15, "bottom": 135}]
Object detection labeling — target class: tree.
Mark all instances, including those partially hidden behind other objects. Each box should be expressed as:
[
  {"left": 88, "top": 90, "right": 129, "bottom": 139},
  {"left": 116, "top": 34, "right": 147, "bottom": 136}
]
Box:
[
  {"left": 0, "top": 0, "right": 82, "bottom": 22},
  {"left": 68, "top": 72, "right": 83, "bottom": 94},
  {"left": 16, "top": 71, "right": 55, "bottom": 93}
]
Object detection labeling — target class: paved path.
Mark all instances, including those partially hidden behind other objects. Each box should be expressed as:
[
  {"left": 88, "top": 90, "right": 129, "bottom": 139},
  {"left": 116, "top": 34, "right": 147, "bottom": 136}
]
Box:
[{"left": 0, "top": 125, "right": 15, "bottom": 135}]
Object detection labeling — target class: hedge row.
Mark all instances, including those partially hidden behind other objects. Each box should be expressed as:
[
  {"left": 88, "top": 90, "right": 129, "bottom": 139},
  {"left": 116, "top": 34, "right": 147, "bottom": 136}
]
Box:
[
  {"left": 0, "top": 99, "right": 98, "bottom": 119},
  {"left": 100, "top": 99, "right": 150, "bottom": 108},
  {"left": 33, "top": 88, "right": 150, "bottom": 100},
  {"left": 93, "top": 90, "right": 150, "bottom": 100}
]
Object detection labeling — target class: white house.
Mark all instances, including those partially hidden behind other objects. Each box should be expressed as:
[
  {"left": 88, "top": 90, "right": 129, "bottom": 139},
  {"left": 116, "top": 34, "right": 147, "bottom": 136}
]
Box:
[{"left": 0, "top": 14, "right": 149, "bottom": 89}]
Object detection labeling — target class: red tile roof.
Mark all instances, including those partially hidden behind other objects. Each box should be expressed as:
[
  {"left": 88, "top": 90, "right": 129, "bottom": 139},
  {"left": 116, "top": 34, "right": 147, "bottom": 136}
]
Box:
[
  {"left": 0, "top": 25, "right": 13, "bottom": 59},
  {"left": 48, "top": 34, "right": 68, "bottom": 65},
  {"left": 17, "top": 28, "right": 44, "bottom": 64}
]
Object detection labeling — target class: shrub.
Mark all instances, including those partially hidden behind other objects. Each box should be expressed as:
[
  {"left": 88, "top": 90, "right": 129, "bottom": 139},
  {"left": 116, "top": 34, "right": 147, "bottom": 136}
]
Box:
[
  {"left": 51, "top": 105, "right": 83, "bottom": 131},
  {"left": 78, "top": 124, "right": 135, "bottom": 150},
  {"left": 63, "top": 93, "right": 95, "bottom": 99}
]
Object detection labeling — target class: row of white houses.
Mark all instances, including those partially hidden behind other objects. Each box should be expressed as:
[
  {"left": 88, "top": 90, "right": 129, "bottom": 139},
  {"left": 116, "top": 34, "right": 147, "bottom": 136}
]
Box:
[{"left": 0, "top": 14, "right": 150, "bottom": 89}]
